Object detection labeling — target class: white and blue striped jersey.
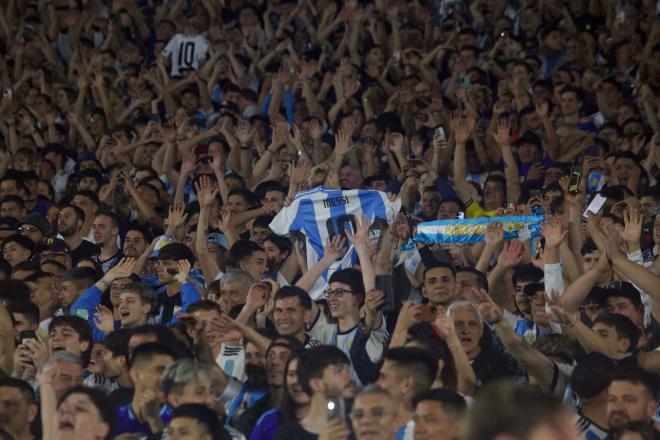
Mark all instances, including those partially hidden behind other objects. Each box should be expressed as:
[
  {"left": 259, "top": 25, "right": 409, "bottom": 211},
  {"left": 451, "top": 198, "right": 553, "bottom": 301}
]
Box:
[{"left": 270, "top": 186, "right": 400, "bottom": 299}]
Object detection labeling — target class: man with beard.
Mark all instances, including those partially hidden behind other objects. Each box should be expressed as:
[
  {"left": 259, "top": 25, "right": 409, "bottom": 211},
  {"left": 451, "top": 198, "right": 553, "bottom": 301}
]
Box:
[
  {"left": 606, "top": 368, "right": 658, "bottom": 431},
  {"left": 223, "top": 339, "right": 270, "bottom": 427},
  {"left": 122, "top": 228, "right": 150, "bottom": 258},
  {"left": 275, "top": 346, "right": 356, "bottom": 440},
  {"left": 0, "top": 378, "right": 38, "bottom": 440},
  {"left": 56, "top": 205, "right": 99, "bottom": 265},
  {"left": 234, "top": 337, "right": 302, "bottom": 437},
  {"left": 417, "top": 187, "right": 442, "bottom": 221}
]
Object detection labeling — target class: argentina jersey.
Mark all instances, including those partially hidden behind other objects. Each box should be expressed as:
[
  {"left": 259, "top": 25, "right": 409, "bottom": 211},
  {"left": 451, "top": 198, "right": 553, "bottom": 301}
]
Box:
[{"left": 270, "top": 186, "right": 400, "bottom": 299}]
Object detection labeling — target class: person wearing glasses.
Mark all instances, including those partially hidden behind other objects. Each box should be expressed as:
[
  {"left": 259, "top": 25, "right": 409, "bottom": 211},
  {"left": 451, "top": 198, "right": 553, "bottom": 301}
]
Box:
[
  {"left": 296, "top": 218, "right": 387, "bottom": 386},
  {"left": 18, "top": 212, "right": 52, "bottom": 247}
]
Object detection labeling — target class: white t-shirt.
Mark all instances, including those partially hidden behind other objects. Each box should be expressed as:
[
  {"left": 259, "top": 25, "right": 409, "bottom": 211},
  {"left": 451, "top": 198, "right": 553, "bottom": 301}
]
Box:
[{"left": 162, "top": 34, "right": 209, "bottom": 76}]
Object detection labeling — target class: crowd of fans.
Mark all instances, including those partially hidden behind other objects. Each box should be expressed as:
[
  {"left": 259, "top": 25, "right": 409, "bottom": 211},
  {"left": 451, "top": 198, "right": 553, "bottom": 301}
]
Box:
[{"left": 0, "top": 0, "right": 659, "bottom": 439}]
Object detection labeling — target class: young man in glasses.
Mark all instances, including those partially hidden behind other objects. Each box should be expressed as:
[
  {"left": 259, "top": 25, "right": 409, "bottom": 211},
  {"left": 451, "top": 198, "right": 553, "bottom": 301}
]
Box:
[{"left": 294, "top": 219, "right": 387, "bottom": 386}]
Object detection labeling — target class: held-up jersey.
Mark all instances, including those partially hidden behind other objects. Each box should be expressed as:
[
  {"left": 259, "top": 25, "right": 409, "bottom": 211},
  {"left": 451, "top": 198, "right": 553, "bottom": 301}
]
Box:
[
  {"left": 162, "top": 34, "right": 209, "bottom": 76},
  {"left": 270, "top": 186, "right": 401, "bottom": 299}
]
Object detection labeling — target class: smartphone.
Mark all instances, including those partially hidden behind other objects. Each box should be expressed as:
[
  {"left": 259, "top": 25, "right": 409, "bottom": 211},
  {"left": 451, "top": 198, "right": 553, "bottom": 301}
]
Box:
[
  {"left": 3, "top": 88, "right": 12, "bottom": 99},
  {"left": 460, "top": 76, "right": 471, "bottom": 87},
  {"left": 393, "top": 51, "right": 401, "bottom": 61},
  {"left": 583, "top": 194, "right": 607, "bottom": 218},
  {"left": 568, "top": 165, "right": 582, "bottom": 194},
  {"left": 418, "top": 304, "right": 437, "bottom": 322},
  {"left": 457, "top": 212, "right": 465, "bottom": 219},
  {"left": 507, "top": 203, "right": 518, "bottom": 211},
  {"left": 434, "top": 126, "right": 446, "bottom": 143},
  {"left": 375, "top": 275, "right": 396, "bottom": 312},
  {"left": 19, "top": 330, "right": 36, "bottom": 344},
  {"left": 327, "top": 397, "right": 346, "bottom": 422}
]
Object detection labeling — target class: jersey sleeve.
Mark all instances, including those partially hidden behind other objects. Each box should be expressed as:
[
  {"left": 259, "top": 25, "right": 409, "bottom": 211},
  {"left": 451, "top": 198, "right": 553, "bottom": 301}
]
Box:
[
  {"left": 162, "top": 35, "right": 177, "bottom": 56},
  {"left": 269, "top": 202, "right": 298, "bottom": 235}
]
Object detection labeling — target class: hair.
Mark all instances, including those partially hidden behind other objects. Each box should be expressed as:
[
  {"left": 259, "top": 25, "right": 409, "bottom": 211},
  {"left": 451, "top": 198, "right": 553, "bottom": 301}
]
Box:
[
  {"left": 230, "top": 240, "right": 265, "bottom": 267},
  {"left": 253, "top": 215, "right": 274, "bottom": 229},
  {"left": 382, "top": 347, "right": 439, "bottom": 394},
  {"left": 128, "top": 342, "right": 176, "bottom": 369},
  {"left": 570, "top": 353, "right": 617, "bottom": 400},
  {"left": 73, "top": 189, "right": 100, "bottom": 206},
  {"left": 93, "top": 209, "right": 121, "bottom": 229},
  {"left": 593, "top": 313, "right": 641, "bottom": 352},
  {"left": 52, "top": 350, "right": 83, "bottom": 366},
  {"left": 407, "top": 323, "right": 457, "bottom": 389},
  {"left": 129, "top": 324, "right": 177, "bottom": 347},
  {"left": 274, "top": 286, "right": 312, "bottom": 310},
  {"left": 298, "top": 346, "right": 350, "bottom": 395},
  {"left": 60, "top": 204, "right": 86, "bottom": 222},
  {"left": 186, "top": 300, "right": 222, "bottom": 316},
  {"left": 609, "top": 367, "right": 659, "bottom": 400},
  {"left": 116, "top": 282, "right": 156, "bottom": 312},
  {"left": 353, "top": 384, "right": 397, "bottom": 415},
  {"left": 511, "top": 264, "right": 543, "bottom": 286},
  {"left": 279, "top": 351, "right": 306, "bottom": 422},
  {"left": 447, "top": 301, "right": 483, "bottom": 326},
  {"left": 328, "top": 268, "right": 365, "bottom": 301},
  {"left": 263, "top": 234, "right": 292, "bottom": 257},
  {"left": 532, "top": 334, "right": 577, "bottom": 366},
  {"left": 170, "top": 404, "right": 224, "bottom": 439},
  {"left": 0, "top": 377, "right": 36, "bottom": 405},
  {"left": 104, "top": 328, "right": 132, "bottom": 359},
  {"left": 157, "top": 242, "right": 195, "bottom": 265},
  {"left": 48, "top": 315, "right": 92, "bottom": 346},
  {"left": 423, "top": 262, "right": 456, "bottom": 279},
  {"left": 455, "top": 267, "right": 489, "bottom": 291},
  {"left": 7, "top": 301, "right": 40, "bottom": 326},
  {"left": 162, "top": 359, "right": 214, "bottom": 397},
  {"left": 0, "top": 195, "right": 26, "bottom": 209},
  {"left": 0, "top": 280, "right": 31, "bottom": 304},
  {"left": 464, "top": 382, "right": 567, "bottom": 440},
  {"left": 57, "top": 386, "right": 114, "bottom": 439},
  {"left": 412, "top": 388, "right": 467, "bottom": 416},
  {"left": 3, "top": 234, "right": 34, "bottom": 255},
  {"left": 60, "top": 267, "right": 99, "bottom": 291},
  {"left": 219, "top": 270, "right": 253, "bottom": 291}
]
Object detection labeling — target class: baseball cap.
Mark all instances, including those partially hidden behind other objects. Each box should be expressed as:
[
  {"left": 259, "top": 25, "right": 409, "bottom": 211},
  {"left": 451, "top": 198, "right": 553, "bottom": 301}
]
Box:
[
  {"left": 42, "top": 238, "right": 70, "bottom": 253},
  {"left": 21, "top": 213, "right": 52, "bottom": 236},
  {"left": 208, "top": 232, "right": 229, "bottom": 250}
]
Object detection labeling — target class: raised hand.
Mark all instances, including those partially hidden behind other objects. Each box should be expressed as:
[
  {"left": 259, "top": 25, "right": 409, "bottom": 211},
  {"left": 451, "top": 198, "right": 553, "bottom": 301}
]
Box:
[
  {"left": 345, "top": 213, "right": 372, "bottom": 248},
  {"left": 390, "top": 132, "right": 405, "bottom": 154},
  {"left": 323, "top": 235, "right": 348, "bottom": 261},
  {"left": 493, "top": 117, "right": 511, "bottom": 146},
  {"left": 620, "top": 208, "right": 642, "bottom": 245},
  {"left": 364, "top": 290, "right": 385, "bottom": 316},
  {"left": 472, "top": 288, "right": 503, "bottom": 324},
  {"left": 547, "top": 290, "right": 579, "bottom": 326},
  {"left": 174, "top": 259, "right": 191, "bottom": 283},
  {"left": 22, "top": 335, "right": 49, "bottom": 367},
  {"left": 246, "top": 282, "right": 270, "bottom": 309},
  {"left": 453, "top": 117, "right": 471, "bottom": 145},
  {"left": 167, "top": 202, "right": 188, "bottom": 230},
  {"left": 105, "top": 257, "right": 137, "bottom": 281},
  {"left": 541, "top": 217, "right": 567, "bottom": 249},
  {"left": 334, "top": 126, "right": 353, "bottom": 156},
  {"left": 93, "top": 305, "right": 116, "bottom": 334},
  {"left": 433, "top": 306, "right": 459, "bottom": 341},
  {"left": 497, "top": 240, "right": 522, "bottom": 269},
  {"left": 194, "top": 175, "right": 218, "bottom": 209},
  {"left": 484, "top": 222, "right": 504, "bottom": 248},
  {"left": 534, "top": 99, "right": 549, "bottom": 118}
]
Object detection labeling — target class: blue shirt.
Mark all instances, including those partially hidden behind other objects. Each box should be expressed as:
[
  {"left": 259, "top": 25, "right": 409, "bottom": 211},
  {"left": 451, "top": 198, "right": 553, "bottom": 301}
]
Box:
[{"left": 114, "top": 402, "right": 172, "bottom": 437}]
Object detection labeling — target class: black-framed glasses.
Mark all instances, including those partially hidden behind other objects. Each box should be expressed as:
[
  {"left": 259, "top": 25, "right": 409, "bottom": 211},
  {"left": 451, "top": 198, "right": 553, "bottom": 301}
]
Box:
[{"left": 324, "top": 288, "right": 354, "bottom": 299}]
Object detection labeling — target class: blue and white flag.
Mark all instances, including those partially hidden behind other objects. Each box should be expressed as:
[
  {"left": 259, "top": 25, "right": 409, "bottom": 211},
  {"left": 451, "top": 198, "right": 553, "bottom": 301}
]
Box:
[
  {"left": 270, "top": 186, "right": 401, "bottom": 299},
  {"left": 413, "top": 215, "right": 544, "bottom": 244}
]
